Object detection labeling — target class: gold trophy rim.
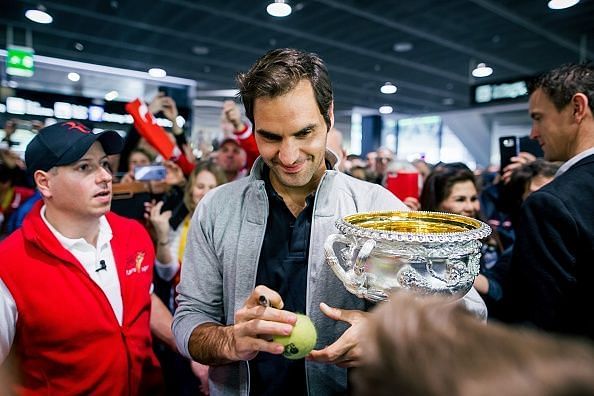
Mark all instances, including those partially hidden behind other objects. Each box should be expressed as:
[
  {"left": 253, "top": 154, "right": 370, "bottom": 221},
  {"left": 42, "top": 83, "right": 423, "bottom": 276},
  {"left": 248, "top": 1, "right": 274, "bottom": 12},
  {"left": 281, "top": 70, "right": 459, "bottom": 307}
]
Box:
[{"left": 337, "top": 210, "right": 491, "bottom": 242}]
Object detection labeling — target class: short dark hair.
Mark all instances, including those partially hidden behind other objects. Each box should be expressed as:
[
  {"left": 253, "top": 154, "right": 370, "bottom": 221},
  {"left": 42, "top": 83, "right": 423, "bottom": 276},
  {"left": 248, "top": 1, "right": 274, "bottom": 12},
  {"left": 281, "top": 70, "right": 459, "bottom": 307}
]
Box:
[
  {"left": 501, "top": 159, "right": 561, "bottom": 224},
  {"left": 419, "top": 166, "right": 477, "bottom": 212},
  {"left": 527, "top": 62, "right": 594, "bottom": 114},
  {"left": 236, "top": 48, "right": 333, "bottom": 131}
]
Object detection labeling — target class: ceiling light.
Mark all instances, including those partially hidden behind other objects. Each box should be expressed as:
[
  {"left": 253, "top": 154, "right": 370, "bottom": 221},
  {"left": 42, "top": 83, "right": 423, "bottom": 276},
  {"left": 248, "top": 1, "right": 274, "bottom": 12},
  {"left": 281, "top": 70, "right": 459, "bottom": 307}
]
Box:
[
  {"left": 25, "top": 7, "right": 53, "bottom": 24},
  {"left": 379, "top": 105, "right": 393, "bottom": 114},
  {"left": 393, "top": 42, "right": 413, "bottom": 52},
  {"left": 547, "top": 0, "right": 579, "bottom": 9},
  {"left": 191, "top": 45, "right": 210, "bottom": 55},
  {"left": 380, "top": 82, "right": 397, "bottom": 94},
  {"left": 67, "top": 72, "right": 80, "bottom": 82},
  {"left": 104, "top": 90, "right": 118, "bottom": 101},
  {"left": 472, "top": 63, "right": 493, "bottom": 78},
  {"left": 74, "top": 42, "right": 84, "bottom": 51},
  {"left": 148, "top": 68, "right": 167, "bottom": 78},
  {"left": 267, "top": 0, "right": 292, "bottom": 17},
  {"left": 442, "top": 98, "right": 454, "bottom": 105}
]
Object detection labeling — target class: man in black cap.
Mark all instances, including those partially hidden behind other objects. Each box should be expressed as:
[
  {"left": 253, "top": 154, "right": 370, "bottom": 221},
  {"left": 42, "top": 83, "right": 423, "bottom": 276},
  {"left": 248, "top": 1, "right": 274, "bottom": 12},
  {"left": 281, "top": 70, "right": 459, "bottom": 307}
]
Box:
[{"left": 0, "top": 121, "right": 161, "bottom": 395}]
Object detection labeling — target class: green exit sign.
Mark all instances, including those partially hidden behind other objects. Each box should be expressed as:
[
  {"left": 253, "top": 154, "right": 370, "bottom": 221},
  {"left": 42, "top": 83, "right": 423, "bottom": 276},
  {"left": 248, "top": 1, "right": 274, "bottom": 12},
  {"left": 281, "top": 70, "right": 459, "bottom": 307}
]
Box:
[{"left": 6, "top": 46, "right": 35, "bottom": 77}]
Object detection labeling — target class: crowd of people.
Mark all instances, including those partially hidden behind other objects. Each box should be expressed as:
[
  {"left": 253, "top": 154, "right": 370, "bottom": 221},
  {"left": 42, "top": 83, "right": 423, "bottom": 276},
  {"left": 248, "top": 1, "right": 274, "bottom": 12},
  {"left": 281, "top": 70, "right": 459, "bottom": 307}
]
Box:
[{"left": 0, "top": 49, "right": 593, "bottom": 395}]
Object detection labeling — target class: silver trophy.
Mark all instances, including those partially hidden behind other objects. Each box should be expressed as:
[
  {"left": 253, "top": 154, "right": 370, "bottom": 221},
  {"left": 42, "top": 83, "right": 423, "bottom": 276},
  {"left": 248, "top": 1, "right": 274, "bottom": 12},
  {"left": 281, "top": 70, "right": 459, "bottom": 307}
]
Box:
[{"left": 324, "top": 211, "right": 492, "bottom": 302}]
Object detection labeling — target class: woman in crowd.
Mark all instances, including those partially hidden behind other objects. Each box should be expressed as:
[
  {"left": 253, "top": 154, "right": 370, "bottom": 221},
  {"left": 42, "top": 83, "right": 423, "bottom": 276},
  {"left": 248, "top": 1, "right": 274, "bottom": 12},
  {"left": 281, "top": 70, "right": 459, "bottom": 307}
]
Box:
[
  {"left": 420, "top": 164, "right": 481, "bottom": 217},
  {"left": 419, "top": 165, "right": 502, "bottom": 305}
]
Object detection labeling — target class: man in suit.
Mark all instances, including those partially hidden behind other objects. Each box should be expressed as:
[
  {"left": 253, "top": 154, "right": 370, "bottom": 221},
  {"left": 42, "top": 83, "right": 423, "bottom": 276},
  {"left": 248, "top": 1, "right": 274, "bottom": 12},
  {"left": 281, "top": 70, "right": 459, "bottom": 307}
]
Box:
[{"left": 505, "top": 63, "right": 594, "bottom": 339}]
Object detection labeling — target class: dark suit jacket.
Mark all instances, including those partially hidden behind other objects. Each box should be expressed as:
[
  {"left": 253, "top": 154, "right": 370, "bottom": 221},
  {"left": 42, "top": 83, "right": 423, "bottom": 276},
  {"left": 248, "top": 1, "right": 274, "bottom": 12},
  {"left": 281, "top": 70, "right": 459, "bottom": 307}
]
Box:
[{"left": 506, "top": 153, "right": 594, "bottom": 339}]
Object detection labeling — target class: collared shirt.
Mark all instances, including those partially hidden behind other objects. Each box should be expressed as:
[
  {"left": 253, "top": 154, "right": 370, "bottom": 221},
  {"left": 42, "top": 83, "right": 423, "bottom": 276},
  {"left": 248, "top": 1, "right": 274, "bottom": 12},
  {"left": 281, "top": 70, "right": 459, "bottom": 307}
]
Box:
[
  {"left": 40, "top": 205, "right": 123, "bottom": 324},
  {"left": 556, "top": 147, "right": 594, "bottom": 177},
  {"left": 249, "top": 165, "right": 316, "bottom": 396}
]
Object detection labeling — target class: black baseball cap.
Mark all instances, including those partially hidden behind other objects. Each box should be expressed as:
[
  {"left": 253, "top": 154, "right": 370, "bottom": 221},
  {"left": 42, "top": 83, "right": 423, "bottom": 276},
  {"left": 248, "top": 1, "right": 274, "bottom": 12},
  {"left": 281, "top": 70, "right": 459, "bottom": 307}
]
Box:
[{"left": 25, "top": 121, "right": 123, "bottom": 173}]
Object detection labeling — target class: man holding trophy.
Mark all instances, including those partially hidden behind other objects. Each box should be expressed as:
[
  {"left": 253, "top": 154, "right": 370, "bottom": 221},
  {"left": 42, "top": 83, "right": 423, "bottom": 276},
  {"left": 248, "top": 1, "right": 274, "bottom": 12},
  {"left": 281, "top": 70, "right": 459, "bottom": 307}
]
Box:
[{"left": 173, "top": 48, "right": 487, "bottom": 395}]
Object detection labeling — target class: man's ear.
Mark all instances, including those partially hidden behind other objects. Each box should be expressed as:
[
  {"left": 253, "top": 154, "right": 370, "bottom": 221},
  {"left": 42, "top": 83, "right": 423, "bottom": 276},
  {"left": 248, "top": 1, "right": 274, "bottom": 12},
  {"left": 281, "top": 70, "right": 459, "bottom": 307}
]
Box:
[
  {"left": 34, "top": 170, "right": 52, "bottom": 199},
  {"left": 572, "top": 93, "right": 590, "bottom": 123}
]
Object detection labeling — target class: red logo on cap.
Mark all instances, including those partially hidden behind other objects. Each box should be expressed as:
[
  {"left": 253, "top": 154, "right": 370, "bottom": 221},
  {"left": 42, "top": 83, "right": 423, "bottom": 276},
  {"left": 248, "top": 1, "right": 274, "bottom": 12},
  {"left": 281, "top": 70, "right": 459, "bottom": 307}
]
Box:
[{"left": 64, "top": 121, "right": 91, "bottom": 134}]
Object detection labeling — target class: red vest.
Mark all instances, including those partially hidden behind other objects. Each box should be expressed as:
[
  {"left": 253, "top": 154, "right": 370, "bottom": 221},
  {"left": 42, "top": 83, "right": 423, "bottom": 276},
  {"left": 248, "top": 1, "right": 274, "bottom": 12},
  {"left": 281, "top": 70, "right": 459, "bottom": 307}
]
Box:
[{"left": 0, "top": 201, "right": 157, "bottom": 395}]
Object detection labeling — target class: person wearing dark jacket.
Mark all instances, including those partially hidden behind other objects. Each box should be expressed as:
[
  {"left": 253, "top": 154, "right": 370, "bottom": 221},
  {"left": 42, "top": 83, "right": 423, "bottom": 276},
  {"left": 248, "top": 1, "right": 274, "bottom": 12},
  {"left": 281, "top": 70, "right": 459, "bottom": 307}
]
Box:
[{"left": 504, "top": 63, "right": 594, "bottom": 339}]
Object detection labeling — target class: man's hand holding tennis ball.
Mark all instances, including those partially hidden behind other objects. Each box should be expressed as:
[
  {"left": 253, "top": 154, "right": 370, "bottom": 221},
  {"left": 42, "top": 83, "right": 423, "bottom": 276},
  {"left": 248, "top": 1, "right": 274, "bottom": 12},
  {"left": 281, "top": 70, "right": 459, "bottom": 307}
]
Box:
[{"left": 229, "top": 285, "right": 369, "bottom": 367}]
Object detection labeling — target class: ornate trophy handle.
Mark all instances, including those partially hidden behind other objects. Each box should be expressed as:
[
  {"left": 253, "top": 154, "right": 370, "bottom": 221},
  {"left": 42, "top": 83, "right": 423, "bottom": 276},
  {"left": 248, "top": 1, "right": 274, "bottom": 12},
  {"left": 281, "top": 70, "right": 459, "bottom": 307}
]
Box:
[
  {"left": 324, "top": 233, "right": 352, "bottom": 286},
  {"left": 325, "top": 234, "right": 377, "bottom": 299},
  {"left": 354, "top": 239, "right": 376, "bottom": 276}
]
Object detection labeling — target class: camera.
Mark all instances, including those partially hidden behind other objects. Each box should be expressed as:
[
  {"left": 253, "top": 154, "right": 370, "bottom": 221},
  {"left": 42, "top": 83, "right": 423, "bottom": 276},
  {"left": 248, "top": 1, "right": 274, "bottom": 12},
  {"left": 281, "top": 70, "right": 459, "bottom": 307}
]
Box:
[{"left": 134, "top": 164, "right": 167, "bottom": 181}]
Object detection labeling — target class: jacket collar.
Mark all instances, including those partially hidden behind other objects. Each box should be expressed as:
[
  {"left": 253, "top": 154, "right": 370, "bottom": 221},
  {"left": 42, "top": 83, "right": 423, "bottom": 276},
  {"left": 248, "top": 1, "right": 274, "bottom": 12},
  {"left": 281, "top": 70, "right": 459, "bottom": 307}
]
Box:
[
  {"left": 556, "top": 149, "right": 594, "bottom": 177},
  {"left": 22, "top": 200, "right": 84, "bottom": 266},
  {"left": 21, "top": 201, "right": 129, "bottom": 272}
]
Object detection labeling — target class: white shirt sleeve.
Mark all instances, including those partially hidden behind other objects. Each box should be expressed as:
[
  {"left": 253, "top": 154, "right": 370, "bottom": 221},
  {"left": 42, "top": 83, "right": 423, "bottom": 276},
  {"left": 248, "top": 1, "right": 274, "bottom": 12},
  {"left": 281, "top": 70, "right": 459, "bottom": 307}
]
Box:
[
  {"left": 154, "top": 259, "right": 180, "bottom": 282},
  {"left": 0, "top": 277, "right": 17, "bottom": 363}
]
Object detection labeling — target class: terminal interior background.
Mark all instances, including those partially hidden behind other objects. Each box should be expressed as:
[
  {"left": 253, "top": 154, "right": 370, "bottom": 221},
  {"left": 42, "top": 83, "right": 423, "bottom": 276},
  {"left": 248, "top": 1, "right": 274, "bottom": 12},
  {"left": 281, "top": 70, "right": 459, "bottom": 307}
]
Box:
[{"left": 1, "top": 0, "right": 593, "bottom": 169}]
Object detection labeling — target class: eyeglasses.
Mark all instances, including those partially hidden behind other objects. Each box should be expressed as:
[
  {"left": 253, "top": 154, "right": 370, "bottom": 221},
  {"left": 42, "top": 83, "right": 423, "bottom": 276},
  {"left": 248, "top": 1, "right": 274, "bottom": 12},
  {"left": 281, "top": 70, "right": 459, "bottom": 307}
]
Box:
[{"left": 377, "top": 157, "right": 393, "bottom": 163}]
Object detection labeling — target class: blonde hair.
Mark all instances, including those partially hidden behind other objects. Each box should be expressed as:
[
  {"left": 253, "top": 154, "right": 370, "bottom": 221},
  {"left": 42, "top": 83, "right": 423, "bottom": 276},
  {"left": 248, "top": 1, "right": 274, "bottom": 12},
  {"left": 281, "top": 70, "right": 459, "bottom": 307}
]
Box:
[{"left": 183, "top": 161, "right": 227, "bottom": 213}]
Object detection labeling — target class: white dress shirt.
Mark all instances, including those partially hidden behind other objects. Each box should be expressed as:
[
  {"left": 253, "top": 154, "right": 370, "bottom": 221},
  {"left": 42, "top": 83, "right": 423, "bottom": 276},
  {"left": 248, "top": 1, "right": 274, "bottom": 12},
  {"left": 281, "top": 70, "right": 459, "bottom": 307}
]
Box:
[{"left": 556, "top": 147, "right": 594, "bottom": 177}]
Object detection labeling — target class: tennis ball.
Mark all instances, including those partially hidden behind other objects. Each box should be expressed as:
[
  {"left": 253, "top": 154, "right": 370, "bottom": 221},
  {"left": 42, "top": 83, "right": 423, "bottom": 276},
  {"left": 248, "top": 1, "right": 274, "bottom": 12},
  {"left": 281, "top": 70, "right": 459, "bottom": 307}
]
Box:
[{"left": 273, "top": 314, "right": 317, "bottom": 360}]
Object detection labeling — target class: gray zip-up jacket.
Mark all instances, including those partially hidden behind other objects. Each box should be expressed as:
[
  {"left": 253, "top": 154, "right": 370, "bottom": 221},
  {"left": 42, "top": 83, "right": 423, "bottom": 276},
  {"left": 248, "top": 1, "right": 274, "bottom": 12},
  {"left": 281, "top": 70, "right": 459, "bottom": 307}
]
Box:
[{"left": 173, "top": 153, "right": 487, "bottom": 395}]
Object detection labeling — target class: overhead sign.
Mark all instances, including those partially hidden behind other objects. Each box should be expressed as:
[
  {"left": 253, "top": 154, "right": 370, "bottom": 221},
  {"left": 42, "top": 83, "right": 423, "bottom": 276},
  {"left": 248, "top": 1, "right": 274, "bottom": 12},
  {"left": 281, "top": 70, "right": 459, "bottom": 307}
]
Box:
[
  {"left": 1, "top": 96, "right": 177, "bottom": 127},
  {"left": 471, "top": 78, "right": 529, "bottom": 105},
  {"left": 1, "top": 88, "right": 190, "bottom": 131},
  {"left": 6, "top": 46, "right": 35, "bottom": 77}
]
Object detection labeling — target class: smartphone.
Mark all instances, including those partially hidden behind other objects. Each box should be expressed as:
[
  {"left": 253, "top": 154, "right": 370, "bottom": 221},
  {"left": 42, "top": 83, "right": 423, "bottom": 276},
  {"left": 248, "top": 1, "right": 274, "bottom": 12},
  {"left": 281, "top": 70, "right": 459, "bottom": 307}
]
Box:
[
  {"left": 386, "top": 171, "right": 419, "bottom": 201},
  {"left": 134, "top": 164, "right": 167, "bottom": 181},
  {"left": 499, "top": 136, "right": 519, "bottom": 171}
]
